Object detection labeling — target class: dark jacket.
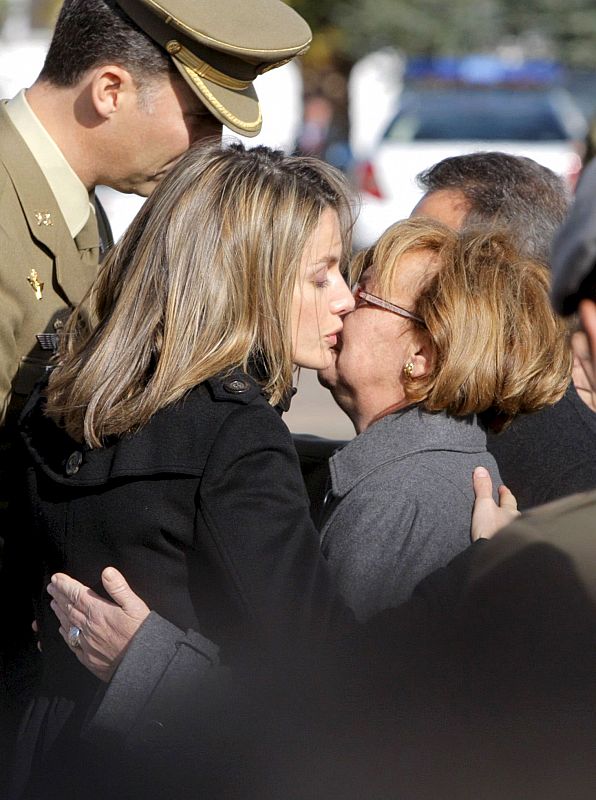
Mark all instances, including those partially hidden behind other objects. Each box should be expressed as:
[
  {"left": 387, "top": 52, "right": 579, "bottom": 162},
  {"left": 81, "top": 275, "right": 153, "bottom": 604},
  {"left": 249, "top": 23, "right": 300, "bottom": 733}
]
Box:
[
  {"left": 487, "top": 382, "right": 596, "bottom": 510},
  {"left": 20, "top": 370, "right": 351, "bottom": 700}
]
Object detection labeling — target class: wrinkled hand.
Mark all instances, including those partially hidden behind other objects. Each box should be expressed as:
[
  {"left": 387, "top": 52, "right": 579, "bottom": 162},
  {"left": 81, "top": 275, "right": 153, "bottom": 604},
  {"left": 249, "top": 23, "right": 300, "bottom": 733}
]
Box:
[
  {"left": 47, "top": 567, "right": 150, "bottom": 682},
  {"left": 471, "top": 467, "right": 520, "bottom": 542}
]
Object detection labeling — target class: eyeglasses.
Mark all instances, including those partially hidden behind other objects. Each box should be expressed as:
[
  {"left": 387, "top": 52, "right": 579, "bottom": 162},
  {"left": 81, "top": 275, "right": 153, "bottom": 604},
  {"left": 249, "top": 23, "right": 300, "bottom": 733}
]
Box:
[{"left": 354, "top": 287, "right": 425, "bottom": 325}]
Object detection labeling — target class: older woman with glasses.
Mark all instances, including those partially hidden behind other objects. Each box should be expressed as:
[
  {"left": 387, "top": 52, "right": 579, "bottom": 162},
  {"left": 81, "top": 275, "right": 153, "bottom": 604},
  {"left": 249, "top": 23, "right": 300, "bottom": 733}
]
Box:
[{"left": 318, "top": 217, "right": 571, "bottom": 620}]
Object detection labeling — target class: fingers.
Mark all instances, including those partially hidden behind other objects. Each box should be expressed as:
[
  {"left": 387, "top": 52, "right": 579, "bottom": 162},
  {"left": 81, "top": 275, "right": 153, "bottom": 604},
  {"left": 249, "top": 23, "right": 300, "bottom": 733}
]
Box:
[
  {"left": 100, "top": 567, "right": 130, "bottom": 607},
  {"left": 473, "top": 466, "right": 493, "bottom": 499},
  {"left": 47, "top": 576, "right": 96, "bottom": 621},
  {"left": 45, "top": 569, "right": 144, "bottom": 683},
  {"left": 47, "top": 574, "right": 103, "bottom": 643},
  {"left": 49, "top": 595, "right": 88, "bottom": 635},
  {"left": 49, "top": 573, "right": 84, "bottom": 607},
  {"left": 102, "top": 567, "right": 149, "bottom": 617},
  {"left": 498, "top": 484, "right": 519, "bottom": 512}
]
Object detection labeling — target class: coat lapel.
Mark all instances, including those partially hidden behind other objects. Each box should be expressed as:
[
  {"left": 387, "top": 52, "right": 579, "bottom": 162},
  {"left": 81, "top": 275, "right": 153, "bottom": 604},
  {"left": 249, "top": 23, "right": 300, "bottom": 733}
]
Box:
[{"left": 0, "top": 104, "right": 97, "bottom": 304}]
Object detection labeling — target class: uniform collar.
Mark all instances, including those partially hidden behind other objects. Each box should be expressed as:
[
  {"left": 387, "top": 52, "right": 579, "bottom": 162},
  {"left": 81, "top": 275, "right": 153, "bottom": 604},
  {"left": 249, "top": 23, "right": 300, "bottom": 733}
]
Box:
[
  {"left": 328, "top": 405, "right": 487, "bottom": 497},
  {"left": 5, "top": 90, "right": 93, "bottom": 238}
]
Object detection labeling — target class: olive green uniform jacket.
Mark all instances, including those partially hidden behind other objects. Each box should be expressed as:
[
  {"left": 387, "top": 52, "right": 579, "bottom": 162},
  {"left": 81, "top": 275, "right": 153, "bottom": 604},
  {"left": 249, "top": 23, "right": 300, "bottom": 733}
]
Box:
[
  {"left": 0, "top": 102, "right": 99, "bottom": 424},
  {"left": 0, "top": 102, "right": 99, "bottom": 509}
]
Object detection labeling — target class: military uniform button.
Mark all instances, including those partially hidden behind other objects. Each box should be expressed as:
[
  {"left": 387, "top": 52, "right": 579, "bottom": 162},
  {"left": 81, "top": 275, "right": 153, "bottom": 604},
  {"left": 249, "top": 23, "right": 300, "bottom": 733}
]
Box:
[
  {"left": 223, "top": 378, "right": 249, "bottom": 394},
  {"left": 65, "top": 451, "right": 83, "bottom": 476}
]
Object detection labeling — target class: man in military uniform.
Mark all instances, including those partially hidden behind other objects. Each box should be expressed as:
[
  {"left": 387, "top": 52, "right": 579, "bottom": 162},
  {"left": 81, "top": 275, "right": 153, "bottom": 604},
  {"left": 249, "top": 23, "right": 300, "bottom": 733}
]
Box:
[{"left": 0, "top": 0, "right": 311, "bottom": 479}]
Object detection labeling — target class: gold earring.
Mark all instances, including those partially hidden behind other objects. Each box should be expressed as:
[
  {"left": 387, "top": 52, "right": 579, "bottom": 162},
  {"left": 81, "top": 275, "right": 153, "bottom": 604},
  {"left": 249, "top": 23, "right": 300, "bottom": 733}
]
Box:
[{"left": 403, "top": 361, "right": 414, "bottom": 379}]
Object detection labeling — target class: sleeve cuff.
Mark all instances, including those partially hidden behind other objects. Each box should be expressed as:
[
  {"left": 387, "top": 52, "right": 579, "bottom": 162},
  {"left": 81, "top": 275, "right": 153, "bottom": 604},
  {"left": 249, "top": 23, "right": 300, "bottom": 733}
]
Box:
[{"left": 82, "top": 611, "right": 219, "bottom": 744}]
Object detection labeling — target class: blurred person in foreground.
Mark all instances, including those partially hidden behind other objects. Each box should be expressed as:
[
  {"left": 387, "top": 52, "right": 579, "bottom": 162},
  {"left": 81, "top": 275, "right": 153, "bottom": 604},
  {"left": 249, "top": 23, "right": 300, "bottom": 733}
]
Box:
[{"left": 412, "top": 151, "right": 596, "bottom": 509}]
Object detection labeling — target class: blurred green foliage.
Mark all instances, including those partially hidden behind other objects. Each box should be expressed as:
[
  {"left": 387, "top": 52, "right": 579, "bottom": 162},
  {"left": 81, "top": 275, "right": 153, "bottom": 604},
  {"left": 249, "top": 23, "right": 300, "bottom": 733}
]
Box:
[
  {"left": 290, "top": 0, "right": 596, "bottom": 67},
  {"left": 3, "top": 0, "right": 596, "bottom": 68}
]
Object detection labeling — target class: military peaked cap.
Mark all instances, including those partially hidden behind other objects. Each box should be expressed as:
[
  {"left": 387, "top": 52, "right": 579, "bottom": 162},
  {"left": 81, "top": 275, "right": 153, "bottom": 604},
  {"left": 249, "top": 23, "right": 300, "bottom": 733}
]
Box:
[{"left": 115, "top": 0, "right": 311, "bottom": 136}]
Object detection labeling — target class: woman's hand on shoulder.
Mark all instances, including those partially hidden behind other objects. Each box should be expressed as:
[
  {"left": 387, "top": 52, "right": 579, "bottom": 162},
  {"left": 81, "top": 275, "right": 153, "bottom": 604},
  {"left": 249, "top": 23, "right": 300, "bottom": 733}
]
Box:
[
  {"left": 471, "top": 467, "right": 520, "bottom": 542},
  {"left": 47, "top": 567, "right": 150, "bottom": 682}
]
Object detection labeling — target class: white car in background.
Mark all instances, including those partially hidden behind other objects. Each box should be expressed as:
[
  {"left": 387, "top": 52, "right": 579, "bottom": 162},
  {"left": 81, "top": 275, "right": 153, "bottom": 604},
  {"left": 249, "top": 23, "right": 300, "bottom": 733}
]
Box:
[{"left": 353, "top": 84, "right": 587, "bottom": 248}]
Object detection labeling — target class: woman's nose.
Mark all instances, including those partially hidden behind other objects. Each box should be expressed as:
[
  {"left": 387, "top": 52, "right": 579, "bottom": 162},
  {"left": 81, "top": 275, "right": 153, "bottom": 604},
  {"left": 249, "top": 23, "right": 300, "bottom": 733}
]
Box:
[{"left": 331, "top": 275, "right": 356, "bottom": 315}]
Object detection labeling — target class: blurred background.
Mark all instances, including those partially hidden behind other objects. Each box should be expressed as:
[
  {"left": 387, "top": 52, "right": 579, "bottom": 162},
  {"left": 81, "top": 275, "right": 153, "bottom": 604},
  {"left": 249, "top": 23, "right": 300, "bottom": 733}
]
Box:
[{"left": 3, "top": 0, "right": 596, "bottom": 438}]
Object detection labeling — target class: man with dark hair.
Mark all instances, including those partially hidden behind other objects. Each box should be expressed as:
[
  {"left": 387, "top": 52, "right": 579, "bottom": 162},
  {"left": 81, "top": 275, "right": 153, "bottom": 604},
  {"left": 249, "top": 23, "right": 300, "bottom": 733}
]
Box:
[
  {"left": 38, "top": 0, "right": 176, "bottom": 90},
  {"left": 411, "top": 151, "right": 596, "bottom": 510},
  {"left": 413, "top": 151, "right": 570, "bottom": 264}
]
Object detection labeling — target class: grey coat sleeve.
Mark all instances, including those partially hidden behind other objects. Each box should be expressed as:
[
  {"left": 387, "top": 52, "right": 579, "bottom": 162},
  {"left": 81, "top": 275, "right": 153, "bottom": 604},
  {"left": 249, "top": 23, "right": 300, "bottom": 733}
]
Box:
[{"left": 82, "top": 611, "right": 223, "bottom": 747}]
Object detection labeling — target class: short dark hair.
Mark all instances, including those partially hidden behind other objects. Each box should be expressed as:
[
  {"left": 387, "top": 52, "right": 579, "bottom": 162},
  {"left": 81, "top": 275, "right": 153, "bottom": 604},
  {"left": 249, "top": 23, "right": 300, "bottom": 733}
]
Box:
[
  {"left": 39, "top": 0, "right": 174, "bottom": 88},
  {"left": 417, "top": 152, "right": 569, "bottom": 264}
]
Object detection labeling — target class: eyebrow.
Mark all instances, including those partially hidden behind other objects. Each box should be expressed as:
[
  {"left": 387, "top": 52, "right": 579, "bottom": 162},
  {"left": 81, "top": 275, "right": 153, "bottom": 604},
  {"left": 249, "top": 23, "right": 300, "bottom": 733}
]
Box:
[{"left": 311, "top": 254, "right": 339, "bottom": 269}]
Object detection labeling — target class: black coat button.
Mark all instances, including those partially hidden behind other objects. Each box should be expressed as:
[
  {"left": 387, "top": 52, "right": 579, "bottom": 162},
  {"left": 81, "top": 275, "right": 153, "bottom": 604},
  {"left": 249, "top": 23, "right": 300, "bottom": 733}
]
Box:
[
  {"left": 65, "top": 451, "right": 83, "bottom": 476},
  {"left": 223, "top": 378, "right": 249, "bottom": 394}
]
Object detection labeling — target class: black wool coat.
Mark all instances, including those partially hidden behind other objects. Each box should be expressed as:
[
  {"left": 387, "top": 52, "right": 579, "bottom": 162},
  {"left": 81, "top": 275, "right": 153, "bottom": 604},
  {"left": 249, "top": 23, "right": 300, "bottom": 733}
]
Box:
[{"left": 20, "top": 370, "right": 350, "bottom": 699}]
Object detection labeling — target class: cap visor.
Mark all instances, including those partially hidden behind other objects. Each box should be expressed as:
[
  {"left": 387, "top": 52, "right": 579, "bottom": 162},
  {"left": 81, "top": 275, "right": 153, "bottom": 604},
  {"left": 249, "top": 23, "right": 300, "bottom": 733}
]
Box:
[{"left": 172, "top": 59, "right": 262, "bottom": 138}]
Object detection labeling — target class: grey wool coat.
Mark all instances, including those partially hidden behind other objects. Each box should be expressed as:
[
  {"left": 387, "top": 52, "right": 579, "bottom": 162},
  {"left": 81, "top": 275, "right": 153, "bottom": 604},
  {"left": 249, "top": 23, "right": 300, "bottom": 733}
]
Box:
[{"left": 320, "top": 405, "right": 501, "bottom": 620}]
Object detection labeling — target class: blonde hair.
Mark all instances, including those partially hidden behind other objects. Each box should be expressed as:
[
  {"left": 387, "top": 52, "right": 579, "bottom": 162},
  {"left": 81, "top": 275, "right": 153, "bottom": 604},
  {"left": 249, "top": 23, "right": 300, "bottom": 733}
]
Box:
[
  {"left": 46, "top": 142, "right": 354, "bottom": 446},
  {"left": 365, "top": 217, "right": 572, "bottom": 429}
]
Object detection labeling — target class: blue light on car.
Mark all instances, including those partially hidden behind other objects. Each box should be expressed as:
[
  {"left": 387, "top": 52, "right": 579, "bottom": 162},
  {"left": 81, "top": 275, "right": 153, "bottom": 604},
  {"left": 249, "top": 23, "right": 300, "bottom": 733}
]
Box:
[{"left": 405, "top": 55, "right": 564, "bottom": 86}]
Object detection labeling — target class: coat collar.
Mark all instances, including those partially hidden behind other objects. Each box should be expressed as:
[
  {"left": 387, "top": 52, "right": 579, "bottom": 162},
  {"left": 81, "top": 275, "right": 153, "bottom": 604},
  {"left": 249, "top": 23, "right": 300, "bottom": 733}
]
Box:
[
  {"left": 0, "top": 103, "right": 97, "bottom": 304},
  {"left": 328, "top": 405, "right": 488, "bottom": 498},
  {"left": 19, "top": 370, "right": 270, "bottom": 487},
  {"left": 5, "top": 91, "right": 93, "bottom": 238}
]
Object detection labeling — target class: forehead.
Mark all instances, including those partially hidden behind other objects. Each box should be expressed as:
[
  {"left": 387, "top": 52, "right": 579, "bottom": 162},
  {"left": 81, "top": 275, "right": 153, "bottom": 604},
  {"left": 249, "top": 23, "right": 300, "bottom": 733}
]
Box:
[
  {"left": 364, "top": 249, "right": 436, "bottom": 301},
  {"left": 304, "top": 208, "right": 341, "bottom": 255},
  {"left": 411, "top": 188, "right": 470, "bottom": 230}
]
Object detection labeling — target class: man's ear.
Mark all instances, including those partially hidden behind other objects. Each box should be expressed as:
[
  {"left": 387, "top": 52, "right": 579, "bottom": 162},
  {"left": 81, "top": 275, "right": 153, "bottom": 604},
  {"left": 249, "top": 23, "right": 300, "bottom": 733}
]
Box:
[{"left": 90, "top": 65, "right": 136, "bottom": 119}]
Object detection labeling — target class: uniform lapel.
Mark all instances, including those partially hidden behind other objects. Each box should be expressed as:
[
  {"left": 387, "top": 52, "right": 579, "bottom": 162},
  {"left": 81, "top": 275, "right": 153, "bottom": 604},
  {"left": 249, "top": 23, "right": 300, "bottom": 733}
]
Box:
[{"left": 0, "top": 104, "right": 98, "bottom": 305}]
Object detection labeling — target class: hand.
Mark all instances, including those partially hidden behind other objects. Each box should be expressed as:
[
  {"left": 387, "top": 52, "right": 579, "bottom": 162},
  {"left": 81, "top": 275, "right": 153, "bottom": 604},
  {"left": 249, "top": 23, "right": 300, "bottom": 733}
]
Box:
[
  {"left": 47, "top": 567, "right": 150, "bottom": 682},
  {"left": 471, "top": 467, "right": 520, "bottom": 542}
]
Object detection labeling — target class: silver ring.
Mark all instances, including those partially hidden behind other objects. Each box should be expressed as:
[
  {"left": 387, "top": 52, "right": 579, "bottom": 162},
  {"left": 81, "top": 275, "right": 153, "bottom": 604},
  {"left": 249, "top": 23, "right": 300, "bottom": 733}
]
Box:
[{"left": 68, "top": 625, "right": 82, "bottom": 649}]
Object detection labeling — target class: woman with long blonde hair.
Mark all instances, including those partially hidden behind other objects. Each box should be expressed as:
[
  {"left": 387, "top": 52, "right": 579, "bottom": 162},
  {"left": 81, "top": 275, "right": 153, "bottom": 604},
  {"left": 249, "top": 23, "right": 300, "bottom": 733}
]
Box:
[{"left": 17, "top": 141, "right": 356, "bottom": 795}]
